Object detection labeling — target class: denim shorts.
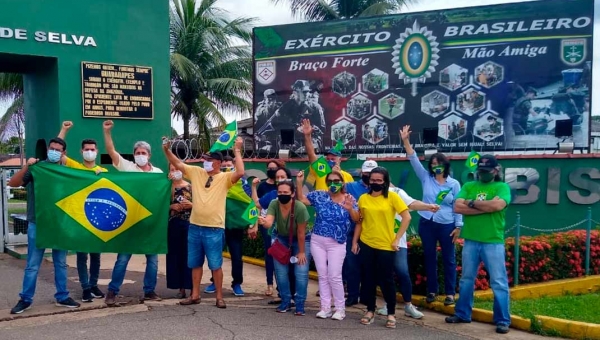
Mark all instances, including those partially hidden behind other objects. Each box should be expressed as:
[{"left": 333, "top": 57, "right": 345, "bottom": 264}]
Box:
[{"left": 188, "top": 225, "right": 224, "bottom": 270}]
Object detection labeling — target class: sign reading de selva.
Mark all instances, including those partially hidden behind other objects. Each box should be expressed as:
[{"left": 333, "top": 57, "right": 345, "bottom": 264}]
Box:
[{"left": 0, "top": 27, "right": 96, "bottom": 47}]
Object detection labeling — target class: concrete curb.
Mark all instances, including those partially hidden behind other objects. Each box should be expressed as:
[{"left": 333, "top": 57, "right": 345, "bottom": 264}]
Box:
[{"left": 232, "top": 253, "right": 600, "bottom": 339}]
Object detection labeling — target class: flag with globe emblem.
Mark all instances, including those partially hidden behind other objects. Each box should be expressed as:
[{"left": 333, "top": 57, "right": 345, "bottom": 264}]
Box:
[
  {"left": 465, "top": 150, "right": 481, "bottom": 172},
  {"left": 209, "top": 120, "right": 237, "bottom": 152},
  {"left": 31, "top": 163, "right": 170, "bottom": 254}
]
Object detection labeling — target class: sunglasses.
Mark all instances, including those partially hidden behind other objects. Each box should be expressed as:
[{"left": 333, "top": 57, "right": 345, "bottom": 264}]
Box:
[
  {"left": 326, "top": 180, "right": 343, "bottom": 185},
  {"left": 205, "top": 176, "right": 213, "bottom": 188}
]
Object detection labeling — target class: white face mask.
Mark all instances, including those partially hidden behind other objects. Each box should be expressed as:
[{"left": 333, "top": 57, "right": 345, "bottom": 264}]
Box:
[
  {"left": 82, "top": 150, "right": 97, "bottom": 162},
  {"left": 203, "top": 161, "right": 214, "bottom": 172},
  {"left": 135, "top": 155, "right": 149, "bottom": 167},
  {"left": 171, "top": 170, "right": 182, "bottom": 180}
]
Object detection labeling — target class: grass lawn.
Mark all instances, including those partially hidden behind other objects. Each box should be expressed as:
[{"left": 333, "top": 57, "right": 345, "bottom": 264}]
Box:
[{"left": 474, "top": 293, "right": 600, "bottom": 324}]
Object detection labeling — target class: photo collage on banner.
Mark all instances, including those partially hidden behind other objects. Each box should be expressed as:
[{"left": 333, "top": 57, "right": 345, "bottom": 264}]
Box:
[{"left": 252, "top": 0, "right": 594, "bottom": 155}]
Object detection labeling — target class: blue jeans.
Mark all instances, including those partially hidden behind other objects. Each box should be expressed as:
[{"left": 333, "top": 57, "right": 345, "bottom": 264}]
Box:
[
  {"left": 76, "top": 252, "right": 101, "bottom": 290},
  {"left": 455, "top": 240, "right": 511, "bottom": 325},
  {"left": 108, "top": 254, "right": 158, "bottom": 295},
  {"left": 259, "top": 226, "right": 274, "bottom": 285},
  {"left": 343, "top": 239, "right": 360, "bottom": 300},
  {"left": 273, "top": 237, "right": 312, "bottom": 307},
  {"left": 188, "top": 225, "right": 224, "bottom": 270},
  {"left": 394, "top": 248, "right": 412, "bottom": 302},
  {"left": 19, "top": 222, "right": 70, "bottom": 303},
  {"left": 418, "top": 218, "right": 457, "bottom": 295}
]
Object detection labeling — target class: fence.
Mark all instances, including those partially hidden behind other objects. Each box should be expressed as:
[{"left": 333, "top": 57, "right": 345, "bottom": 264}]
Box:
[{"left": 509, "top": 207, "right": 598, "bottom": 286}]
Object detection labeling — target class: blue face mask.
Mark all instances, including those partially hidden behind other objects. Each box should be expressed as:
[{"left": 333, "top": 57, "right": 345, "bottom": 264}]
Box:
[
  {"left": 327, "top": 160, "right": 336, "bottom": 168},
  {"left": 47, "top": 150, "right": 62, "bottom": 163}
]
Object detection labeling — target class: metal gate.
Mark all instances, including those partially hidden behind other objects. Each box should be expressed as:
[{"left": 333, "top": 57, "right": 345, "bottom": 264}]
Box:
[{"left": 1, "top": 169, "right": 28, "bottom": 253}]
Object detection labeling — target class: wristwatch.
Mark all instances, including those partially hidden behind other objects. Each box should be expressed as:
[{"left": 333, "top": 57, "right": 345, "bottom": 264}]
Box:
[{"left": 468, "top": 200, "right": 475, "bottom": 208}]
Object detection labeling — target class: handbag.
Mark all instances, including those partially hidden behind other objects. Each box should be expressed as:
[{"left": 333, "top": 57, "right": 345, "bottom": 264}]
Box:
[{"left": 267, "top": 199, "right": 295, "bottom": 265}]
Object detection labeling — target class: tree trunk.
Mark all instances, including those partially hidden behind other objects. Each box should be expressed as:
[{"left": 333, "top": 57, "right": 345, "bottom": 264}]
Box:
[{"left": 183, "top": 117, "right": 190, "bottom": 140}]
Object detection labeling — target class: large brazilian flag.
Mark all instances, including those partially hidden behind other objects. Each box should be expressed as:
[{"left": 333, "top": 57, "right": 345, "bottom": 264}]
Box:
[{"left": 31, "top": 163, "right": 170, "bottom": 254}]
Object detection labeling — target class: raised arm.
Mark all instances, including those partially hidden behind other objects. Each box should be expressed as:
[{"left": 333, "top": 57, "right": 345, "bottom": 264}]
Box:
[
  {"left": 301, "top": 118, "right": 318, "bottom": 163},
  {"left": 231, "top": 137, "right": 245, "bottom": 184},
  {"left": 251, "top": 178, "right": 263, "bottom": 209},
  {"left": 57, "top": 121, "right": 72, "bottom": 140},
  {"left": 400, "top": 125, "right": 429, "bottom": 181},
  {"left": 161, "top": 137, "right": 186, "bottom": 172},
  {"left": 295, "top": 170, "right": 311, "bottom": 206},
  {"left": 102, "top": 120, "right": 122, "bottom": 167}
]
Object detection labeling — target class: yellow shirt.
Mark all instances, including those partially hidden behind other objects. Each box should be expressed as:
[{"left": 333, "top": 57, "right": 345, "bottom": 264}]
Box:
[
  {"left": 183, "top": 164, "right": 233, "bottom": 228},
  {"left": 310, "top": 169, "right": 354, "bottom": 190},
  {"left": 65, "top": 157, "right": 108, "bottom": 172},
  {"left": 358, "top": 191, "right": 408, "bottom": 251}
]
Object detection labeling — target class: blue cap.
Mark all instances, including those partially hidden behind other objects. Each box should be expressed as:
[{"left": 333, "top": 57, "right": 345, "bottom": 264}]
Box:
[{"left": 326, "top": 150, "right": 341, "bottom": 157}]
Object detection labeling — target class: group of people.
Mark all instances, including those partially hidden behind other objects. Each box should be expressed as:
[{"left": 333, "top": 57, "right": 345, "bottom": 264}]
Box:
[{"left": 8, "top": 118, "right": 513, "bottom": 335}]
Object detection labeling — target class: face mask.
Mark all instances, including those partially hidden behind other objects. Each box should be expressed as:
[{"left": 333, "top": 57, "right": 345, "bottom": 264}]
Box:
[
  {"left": 135, "top": 155, "right": 148, "bottom": 167},
  {"left": 203, "top": 161, "right": 214, "bottom": 172},
  {"left": 327, "top": 160, "right": 336, "bottom": 168},
  {"left": 266, "top": 169, "right": 277, "bottom": 179},
  {"left": 478, "top": 171, "right": 495, "bottom": 183},
  {"left": 220, "top": 166, "right": 234, "bottom": 172},
  {"left": 82, "top": 151, "right": 97, "bottom": 162},
  {"left": 47, "top": 150, "right": 62, "bottom": 163},
  {"left": 370, "top": 183, "right": 384, "bottom": 192},
  {"left": 171, "top": 170, "right": 182, "bottom": 180},
  {"left": 432, "top": 166, "right": 444, "bottom": 175},
  {"left": 329, "top": 183, "right": 343, "bottom": 194},
  {"left": 278, "top": 194, "right": 292, "bottom": 204},
  {"left": 361, "top": 174, "right": 370, "bottom": 185}
]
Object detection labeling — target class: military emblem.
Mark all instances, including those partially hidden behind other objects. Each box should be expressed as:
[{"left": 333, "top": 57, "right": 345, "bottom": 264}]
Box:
[
  {"left": 392, "top": 20, "right": 440, "bottom": 96},
  {"left": 476, "top": 193, "right": 487, "bottom": 201},
  {"left": 560, "top": 38, "right": 586, "bottom": 66},
  {"left": 256, "top": 60, "right": 276, "bottom": 85}
]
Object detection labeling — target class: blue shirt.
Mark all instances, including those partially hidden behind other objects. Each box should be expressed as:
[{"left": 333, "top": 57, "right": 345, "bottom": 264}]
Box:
[
  {"left": 346, "top": 181, "right": 370, "bottom": 201},
  {"left": 307, "top": 191, "right": 356, "bottom": 244},
  {"left": 407, "top": 153, "right": 463, "bottom": 226}
]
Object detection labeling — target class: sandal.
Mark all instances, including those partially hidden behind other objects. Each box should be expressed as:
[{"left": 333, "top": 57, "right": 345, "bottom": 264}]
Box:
[
  {"left": 386, "top": 317, "right": 397, "bottom": 329},
  {"left": 265, "top": 285, "right": 273, "bottom": 296},
  {"left": 360, "top": 312, "right": 374, "bottom": 325},
  {"left": 216, "top": 299, "right": 227, "bottom": 309},
  {"left": 179, "top": 297, "right": 200, "bottom": 305}
]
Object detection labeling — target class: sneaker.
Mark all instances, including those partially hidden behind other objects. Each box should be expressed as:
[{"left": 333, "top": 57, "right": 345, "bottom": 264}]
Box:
[
  {"left": 143, "top": 292, "right": 162, "bottom": 301},
  {"left": 10, "top": 300, "right": 32, "bottom": 314},
  {"left": 90, "top": 286, "right": 105, "bottom": 298},
  {"left": 445, "top": 315, "right": 471, "bottom": 324},
  {"left": 376, "top": 306, "right": 388, "bottom": 316},
  {"left": 82, "top": 289, "right": 94, "bottom": 303},
  {"left": 56, "top": 297, "right": 81, "bottom": 308},
  {"left": 426, "top": 293, "right": 437, "bottom": 303},
  {"left": 444, "top": 296, "right": 455, "bottom": 306},
  {"left": 294, "top": 304, "right": 306, "bottom": 316},
  {"left": 204, "top": 283, "right": 216, "bottom": 294},
  {"left": 404, "top": 304, "right": 424, "bottom": 319},
  {"left": 105, "top": 290, "right": 116, "bottom": 306},
  {"left": 276, "top": 303, "right": 291, "bottom": 313},
  {"left": 232, "top": 284, "right": 245, "bottom": 297},
  {"left": 331, "top": 310, "right": 346, "bottom": 321},
  {"left": 316, "top": 310, "right": 333, "bottom": 319},
  {"left": 496, "top": 324, "right": 510, "bottom": 334}
]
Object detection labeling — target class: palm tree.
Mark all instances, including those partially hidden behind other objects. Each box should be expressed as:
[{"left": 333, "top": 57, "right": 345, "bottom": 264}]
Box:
[
  {"left": 0, "top": 73, "right": 25, "bottom": 165},
  {"left": 270, "top": 0, "right": 416, "bottom": 21},
  {"left": 170, "top": 0, "right": 256, "bottom": 148}
]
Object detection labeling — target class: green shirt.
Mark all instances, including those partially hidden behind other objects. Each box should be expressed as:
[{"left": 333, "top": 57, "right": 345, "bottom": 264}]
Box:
[
  {"left": 456, "top": 180, "right": 512, "bottom": 244},
  {"left": 267, "top": 200, "right": 310, "bottom": 238}
]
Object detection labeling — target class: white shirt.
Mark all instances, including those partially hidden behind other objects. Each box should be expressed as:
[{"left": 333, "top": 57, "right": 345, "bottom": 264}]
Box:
[
  {"left": 114, "top": 155, "right": 163, "bottom": 173},
  {"left": 389, "top": 187, "right": 416, "bottom": 249}
]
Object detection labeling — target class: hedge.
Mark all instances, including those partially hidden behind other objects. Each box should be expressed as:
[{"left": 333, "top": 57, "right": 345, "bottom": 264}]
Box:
[{"left": 241, "top": 230, "right": 600, "bottom": 295}]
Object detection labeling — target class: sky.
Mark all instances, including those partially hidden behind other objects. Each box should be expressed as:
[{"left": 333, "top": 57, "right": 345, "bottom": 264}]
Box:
[{"left": 1, "top": 0, "right": 598, "bottom": 136}]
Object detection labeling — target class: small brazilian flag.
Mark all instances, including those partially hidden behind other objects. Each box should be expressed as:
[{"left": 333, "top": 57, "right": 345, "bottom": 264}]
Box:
[
  {"left": 242, "top": 201, "right": 259, "bottom": 225},
  {"left": 31, "top": 162, "right": 170, "bottom": 254},
  {"left": 310, "top": 156, "right": 331, "bottom": 178},
  {"left": 435, "top": 189, "right": 451, "bottom": 205},
  {"left": 210, "top": 120, "right": 237, "bottom": 152},
  {"left": 465, "top": 150, "right": 481, "bottom": 172},
  {"left": 334, "top": 139, "right": 344, "bottom": 152}
]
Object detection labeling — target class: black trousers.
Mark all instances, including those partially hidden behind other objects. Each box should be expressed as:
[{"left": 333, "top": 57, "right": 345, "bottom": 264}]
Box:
[{"left": 359, "top": 241, "right": 397, "bottom": 315}]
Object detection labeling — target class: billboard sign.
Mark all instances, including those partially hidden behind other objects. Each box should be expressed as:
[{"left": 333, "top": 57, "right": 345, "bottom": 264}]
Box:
[{"left": 252, "top": 0, "right": 594, "bottom": 155}]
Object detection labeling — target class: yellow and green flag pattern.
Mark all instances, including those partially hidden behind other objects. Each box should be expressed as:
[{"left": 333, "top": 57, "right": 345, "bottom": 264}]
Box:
[
  {"left": 31, "top": 163, "right": 170, "bottom": 254},
  {"left": 465, "top": 150, "right": 481, "bottom": 171},
  {"left": 210, "top": 120, "right": 237, "bottom": 152},
  {"left": 310, "top": 156, "right": 331, "bottom": 178}
]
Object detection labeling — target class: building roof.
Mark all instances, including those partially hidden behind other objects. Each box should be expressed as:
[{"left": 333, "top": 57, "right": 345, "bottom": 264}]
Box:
[{"left": 0, "top": 157, "right": 24, "bottom": 167}]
